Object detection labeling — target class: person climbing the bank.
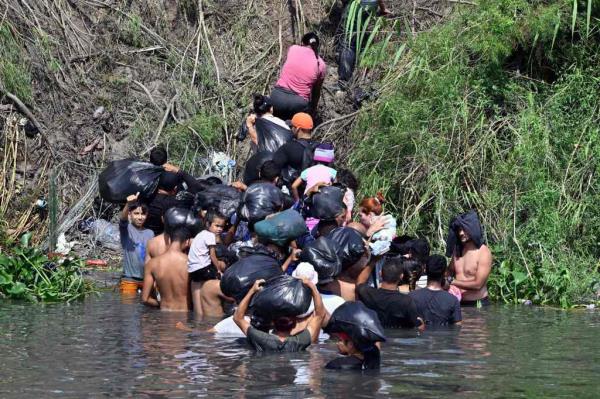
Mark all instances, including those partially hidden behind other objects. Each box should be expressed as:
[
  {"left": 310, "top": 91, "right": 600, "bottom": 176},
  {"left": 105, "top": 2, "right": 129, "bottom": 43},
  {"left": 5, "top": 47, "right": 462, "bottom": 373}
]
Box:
[
  {"left": 144, "top": 171, "right": 183, "bottom": 235},
  {"left": 231, "top": 160, "right": 281, "bottom": 192},
  {"left": 291, "top": 143, "right": 336, "bottom": 202},
  {"left": 187, "top": 210, "right": 229, "bottom": 317},
  {"left": 336, "top": 168, "right": 359, "bottom": 223},
  {"left": 270, "top": 33, "right": 327, "bottom": 120},
  {"left": 273, "top": 112, "right": 319, "bottom": 188},
  {"left": 233, "top": 277, "right": 325, "bottom": 352},
  {"left": 119, "top": 192, "right": 154, "bottom": 294},
  {"left": 142, "top": 226, "right": 193, "bottom": 312},
  {"left": 243, "top": 94, "right": 292, "bottom": 153},
  {"left": 358, "top": 193, "right": 396, "bottom": 241},
  {"left": 446, "top": 210, "right": 492, "bottom": 307},
  {"left": 409, "top": 255, "right": 462, "bottom": 326}
]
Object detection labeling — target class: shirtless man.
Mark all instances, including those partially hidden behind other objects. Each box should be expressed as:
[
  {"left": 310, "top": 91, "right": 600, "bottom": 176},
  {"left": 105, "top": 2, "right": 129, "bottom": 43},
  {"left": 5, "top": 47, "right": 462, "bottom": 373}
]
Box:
[
  {"left": 447, "top": 210, "right": 492, "bottom": 306},
  {"left": 142, "top": 227, "right": 192, "bottom": 311},
  {"left": 145, "top": 231, "right": 169, "bottom": 262}
]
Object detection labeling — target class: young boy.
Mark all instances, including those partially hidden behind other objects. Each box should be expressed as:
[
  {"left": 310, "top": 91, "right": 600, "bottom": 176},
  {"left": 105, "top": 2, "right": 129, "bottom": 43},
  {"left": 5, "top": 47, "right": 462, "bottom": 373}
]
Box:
[
  {"left": 187, "top": 210, "right": 228, "bottom": 317},
  {"left": 142, "top": 226, "right": 193, "bottom": 312},
  {"left": 119, "top": 192, "right": 154, "bottom": 294}
]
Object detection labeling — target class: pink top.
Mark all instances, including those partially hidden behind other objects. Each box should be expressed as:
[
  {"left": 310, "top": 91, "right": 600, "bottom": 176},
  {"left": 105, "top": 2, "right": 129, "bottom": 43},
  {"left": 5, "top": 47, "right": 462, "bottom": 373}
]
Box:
[
  {"left": 276, "top": 45, "right": 327, "bottom": 100},
  {"left": 301, "top": 165, "right": 337, "bottom": 193}
]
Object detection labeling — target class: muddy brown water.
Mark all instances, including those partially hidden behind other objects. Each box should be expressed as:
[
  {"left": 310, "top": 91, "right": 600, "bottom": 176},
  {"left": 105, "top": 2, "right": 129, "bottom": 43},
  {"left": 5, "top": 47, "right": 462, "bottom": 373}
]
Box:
[{"left": 1, "top": 292, "right": 598, "bottom": 398}]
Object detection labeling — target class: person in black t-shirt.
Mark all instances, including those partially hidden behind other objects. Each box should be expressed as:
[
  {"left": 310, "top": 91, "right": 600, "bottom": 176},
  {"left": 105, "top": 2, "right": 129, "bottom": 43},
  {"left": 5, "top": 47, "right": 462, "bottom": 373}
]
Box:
[
  {"left": 145, "top": 171, "right": 183, "bottom": 235},
  {"left": 409, "top": 255, "right": 462, "bottom": 327},
  {"left": 325, "top": 332, "right": 382, "bottom": 371},
  {"left": 355, "top": 256, "right": 424, "bottom": 329}
]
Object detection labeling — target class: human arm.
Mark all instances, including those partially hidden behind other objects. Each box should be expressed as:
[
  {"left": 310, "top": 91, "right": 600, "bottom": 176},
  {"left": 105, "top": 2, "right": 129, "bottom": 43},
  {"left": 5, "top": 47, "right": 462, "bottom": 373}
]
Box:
[
  {"left": 291, "top": 177, "right": 303, "bottom": 202},
  {"left": 120, "top": 192, "right": 139, "bottom": 221},
  {"left": 451, "top": 247, "right": 492, "bottom": 290},
  {"left": 209, "top": 246, "right": 228, "bottom": 273},
  {"left": 355, "top": 254, "right": 379, "bottom": 287},
  {"left": 246, "top": 114, "right": 258, "bottom": 146},
  {"left": 281, "top": 248, "right": 301, "bottom": 272},
  {"left": 310, "top": 78, "right": 324, "bottom": 112},
  {"left": 221, "top": 220, "right": 239, "bottom": 246},
  {"left": 231, "top": 181, "right": 248, "bottom": 192},
  {"left": 365, "top": 216, "right": 387, "bottom": 241},
  {"left": 141, "top": 262, "right": 159, "bottom": 307},
  {"left": 144, "top": 238, "right": 153, "bottom": 264},
  {"left": 233, "top": 279, "right": 264, "bottom": 335},
  {"left": 304, "top": 280, "right": 326, "bottom": 342}
]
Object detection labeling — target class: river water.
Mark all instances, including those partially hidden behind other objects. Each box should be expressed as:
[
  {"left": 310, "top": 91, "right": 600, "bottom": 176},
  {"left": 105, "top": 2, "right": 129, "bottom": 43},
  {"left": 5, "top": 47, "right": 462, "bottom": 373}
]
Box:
[{"left": 1, "top": 292, "right": 598, "bottom": 398}]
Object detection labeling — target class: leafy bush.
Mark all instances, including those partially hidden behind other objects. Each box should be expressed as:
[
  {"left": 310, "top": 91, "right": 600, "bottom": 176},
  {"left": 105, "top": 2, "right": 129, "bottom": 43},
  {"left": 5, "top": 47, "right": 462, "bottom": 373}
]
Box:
[
  {"left": 0, "top": 234, "right": 96, "bottom": 302},
  {"left": 350, "top": 0, "right": 600, "bottom": 306}
]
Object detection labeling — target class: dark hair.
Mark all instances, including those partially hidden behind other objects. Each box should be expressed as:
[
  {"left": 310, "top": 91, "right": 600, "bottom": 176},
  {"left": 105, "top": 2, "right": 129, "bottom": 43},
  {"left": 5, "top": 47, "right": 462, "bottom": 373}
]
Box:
[
  {"left": 381, "top": 257, "right": 404, "bottom": 284},
  {"left": 205, "top": 176, "right": 223, "bottom": 185},
  {"left": 301, "top": 32, "right": 320, "bottom": 55},
  {"left": 409, "top": 238, "right": 430, "bottom": 264},
  {"left": 206, "top": 208, "right": 227, "bottom": 225},
  {"left": 426, "top": 254, "right": 447, "bottom": 281},
  {"left": 150, "top": 146, "right": 168, "bottom": 166},
  {"left": 400, "top": 259, "right": 423, "bottom": 291},
  {"left": 336, "top": 169, "right": 359, "bottom": 191},
  {"left": 259, "top": 160, "right": 281, "bottom": 182},
  {"left": 158, "top": 171, "right": 181, "bottom": 191},
  {"left": 170, "top": 227, "right": 192, "bottom": 243},
  {"left": 274, "top": 316, "right": 296, "bottom": 332},
  {"left": 128, "top": 200, "right": 148, "bottom": 214},
  {"left": 361, "top": 345, "right": 381, "bottom": 370},
  {"left": 253, "top": 93, "right": 272, "bottom": 115}
]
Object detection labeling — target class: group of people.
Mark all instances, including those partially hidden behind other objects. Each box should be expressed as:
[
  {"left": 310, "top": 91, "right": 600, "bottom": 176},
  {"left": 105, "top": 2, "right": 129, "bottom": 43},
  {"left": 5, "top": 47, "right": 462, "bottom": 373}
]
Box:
[{"left": 115, "top": 21, "right": 492, "bottom": 371}]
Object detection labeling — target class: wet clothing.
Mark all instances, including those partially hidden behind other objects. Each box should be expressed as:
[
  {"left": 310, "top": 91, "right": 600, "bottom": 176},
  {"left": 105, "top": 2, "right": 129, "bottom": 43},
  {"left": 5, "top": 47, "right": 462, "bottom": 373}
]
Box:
[
  {"left": 145, "top": 193, "right": 183, "bottom": 235},
  {"left": 119, "top": 220, "right": 154, "bottom": 280},
  {"left": 276, "top": 45, "right": 327, "bottom": 101},
  {"left": 445, "top": 210, "right": 484, "bottom": 257},
  {"left": 270, "top": 86, "right": 310, "bottom": 121},
  {"left": 409, "top": 288, "right": 462, "bottom": 326},
  {"left": 246, "top": 326, "right": 312, "bottom": 352},
  {"left": 460, "top": 296, "right": 490, "bottom": 307},
  {"left": 325, "top": 347, "right": 381, "bottom": 370},
  {"left": 119, "top": 278, "right": 143, "bottom": 293},
  {"left": 356, "top": 284, "right": 420, "bottom": 328},
  {"left": 189, "top": 264, "right": 219, "bottom": 283}
]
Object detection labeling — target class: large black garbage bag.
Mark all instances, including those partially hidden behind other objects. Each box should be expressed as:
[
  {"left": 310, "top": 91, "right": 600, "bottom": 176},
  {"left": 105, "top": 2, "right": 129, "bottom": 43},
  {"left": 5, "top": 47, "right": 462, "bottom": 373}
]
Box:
[
  {"left": 163, "top": 207, "right": 202, "bottom": 236},
  {"left": 324, "top": 301, "right": 386, "bottom": 346},
  {"left": 98, "top": 159, "right": 163, "bottom": 203},
  {"left": 337, "top": 43, "right": 356, "bottom": 82},
  {"left": 254, "top": 209, "right": 307, "bottom": 246},
  {"left": 326, "top": 227, "right": 366, "bottom": 269},
  {"left": 195, "top": 184, "right": 242, "bottom": 218},
  {"left": 306, "top": 185, "right": 346, "bottom": 220},
  {"left": 300, "top": 236, "right": 342, "bottom": 284},
  {"left": 255, "top": 117, "right": 293, "bottom": 153},
  {"left": 250, "top": 274, "right": 312, "bottom": 319},
  {"left": 243, "top": 151, "right": 275, "bottom": 185},
  {"left": 220, "top": 254, "right": 282, "bottom": 302},
  {"left": 239, "top": 182, "right": 285, "bottom": 223}
]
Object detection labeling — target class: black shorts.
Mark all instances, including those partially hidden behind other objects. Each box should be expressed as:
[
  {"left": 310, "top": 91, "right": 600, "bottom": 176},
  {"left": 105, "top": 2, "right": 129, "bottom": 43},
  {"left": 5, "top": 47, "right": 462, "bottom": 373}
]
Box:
[
  {"left": 461, "top": 296, "right": 490, "bottom": 307},
  {"left": 190, "top": 264, "right": 219, "bottom": 283}
]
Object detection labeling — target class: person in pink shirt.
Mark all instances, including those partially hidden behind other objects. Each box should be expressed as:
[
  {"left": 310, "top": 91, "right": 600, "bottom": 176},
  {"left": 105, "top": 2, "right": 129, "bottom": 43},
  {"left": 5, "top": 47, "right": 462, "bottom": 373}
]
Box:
[{"left": 271, "top": 32, "right": 327, "bottom": 120}]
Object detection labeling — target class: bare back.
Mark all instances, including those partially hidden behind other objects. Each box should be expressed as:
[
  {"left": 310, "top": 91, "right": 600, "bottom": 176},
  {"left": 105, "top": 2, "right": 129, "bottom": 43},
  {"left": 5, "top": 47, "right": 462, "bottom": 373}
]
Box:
[
  {"left": 146, "top": 233, "right": 169, "bottom": 262},
  {"left": 451, "top": 244, "right": 492, "bottom": 301},
  {"left": 149, "top": 251, "right": 191, "bottom": 312}
]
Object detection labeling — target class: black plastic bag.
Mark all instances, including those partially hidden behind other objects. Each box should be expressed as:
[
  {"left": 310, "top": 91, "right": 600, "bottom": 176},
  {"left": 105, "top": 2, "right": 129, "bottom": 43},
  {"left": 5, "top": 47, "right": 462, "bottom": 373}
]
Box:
[
  {"left": 254, "top": 209, "right": 308, "bottom": 246},
  {"left": 220, "top": 254, "right": 282, "bottom": 302},
  {"left": 195, "top": 184, "right": 242, "bottom": 218},
  {"left": 163, "top": 207, "right": 202, "bottom": 236},
  {"left": 98, "top": 159, "right": 163, "bottom": 203},
  {"left": 300, "top": 236, "right": 342, "bottom": 284},
  {"left": 337, "top": 43, "right": 356, "bottom": 83},
  {"left": 306, "top": 185, "right": 346, "bottom": 220},
  {"left": 326, "top": 227, "right": 366, "bottom": 269},
  {"left": 255, "top": 117, "right": 293, "bottom": 153},
  {"left": 250, "top": 274, "right": 312, "bottom": 319},
  {"left": 324, "top": 301, "right": 386, "bottom": 346},
  {"left": 239, "top": 182, "right": 285, "bottom": 223},
  {"left": 243, "top": 151, "right": 275, "bottom": 185}
]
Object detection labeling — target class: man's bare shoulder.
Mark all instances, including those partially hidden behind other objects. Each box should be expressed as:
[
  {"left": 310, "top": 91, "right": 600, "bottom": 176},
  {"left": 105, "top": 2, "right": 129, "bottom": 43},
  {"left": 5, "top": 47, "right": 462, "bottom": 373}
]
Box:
[{"left": 478, "top": 244, "right": 492, "bottom": 255}]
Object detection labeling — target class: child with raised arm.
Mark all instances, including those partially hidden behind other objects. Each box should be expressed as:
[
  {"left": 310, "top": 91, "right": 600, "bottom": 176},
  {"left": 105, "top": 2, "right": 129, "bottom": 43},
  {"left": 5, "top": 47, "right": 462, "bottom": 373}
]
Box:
[{"left": 119, "top": 192, "right": 154, "bottom": 294}]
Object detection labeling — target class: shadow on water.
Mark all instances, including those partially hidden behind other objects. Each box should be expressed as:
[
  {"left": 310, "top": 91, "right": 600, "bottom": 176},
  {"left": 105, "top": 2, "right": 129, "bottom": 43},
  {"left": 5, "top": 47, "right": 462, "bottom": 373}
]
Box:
[{"left": 0, "top": 292, "right": 599, "bottom": 398}]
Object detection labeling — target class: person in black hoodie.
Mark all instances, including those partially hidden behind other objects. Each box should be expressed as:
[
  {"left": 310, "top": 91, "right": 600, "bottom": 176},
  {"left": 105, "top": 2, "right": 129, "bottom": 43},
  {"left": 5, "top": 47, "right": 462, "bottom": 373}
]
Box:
[{"left": 446, "top": 210, "right": 493, "bottom": 307}]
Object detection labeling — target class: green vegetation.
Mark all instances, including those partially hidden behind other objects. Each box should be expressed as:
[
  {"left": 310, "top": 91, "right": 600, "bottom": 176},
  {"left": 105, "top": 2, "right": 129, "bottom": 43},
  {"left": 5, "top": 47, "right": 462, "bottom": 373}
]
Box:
[
  {"left": 0, "top": 22, "right": 32, "bottom": 102},
  {"left": 351, "top": 0, "right": 600, "bottom": 307},
  {"left": 0, "top": 234, "right": 96, "bottom": 302}
]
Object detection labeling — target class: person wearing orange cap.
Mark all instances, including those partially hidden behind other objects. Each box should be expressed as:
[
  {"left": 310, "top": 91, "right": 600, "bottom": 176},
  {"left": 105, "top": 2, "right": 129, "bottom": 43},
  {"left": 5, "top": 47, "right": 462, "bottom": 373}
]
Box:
[{"left": 273, "top": 113, "right": 320, "bottom": 188}]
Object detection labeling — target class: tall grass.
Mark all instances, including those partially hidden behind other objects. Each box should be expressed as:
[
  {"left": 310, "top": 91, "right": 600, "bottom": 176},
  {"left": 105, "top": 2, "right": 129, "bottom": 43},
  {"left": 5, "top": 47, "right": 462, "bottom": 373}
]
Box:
[{"left": 350, "top": 0, "right": 600, "bottom": 306}]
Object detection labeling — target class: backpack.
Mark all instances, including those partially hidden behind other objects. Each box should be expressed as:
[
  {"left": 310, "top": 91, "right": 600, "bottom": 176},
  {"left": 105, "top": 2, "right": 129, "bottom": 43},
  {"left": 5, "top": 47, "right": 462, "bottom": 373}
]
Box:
[{"left": 280, "top": 139, "right": 319, "bottom": 186}]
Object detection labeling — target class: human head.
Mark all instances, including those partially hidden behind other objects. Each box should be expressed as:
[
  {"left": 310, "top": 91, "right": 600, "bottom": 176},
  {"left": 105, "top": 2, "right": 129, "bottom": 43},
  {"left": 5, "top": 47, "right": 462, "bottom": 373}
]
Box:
[
  {"left": 337, "top": 169, "right": 359, "bottom": 192},
  {"left": 334, "top": 205, "right": 348, "bottom": 227},
  {"left": 400, "top": 259, "right": 423, "bottom": 291},
  {"left": 258, "top": 160, "right": 281, "bottom": 183},
  {"left": 301, "top": 32, "right": 320, "bottom": 55},
  {"left": 314, "top": 143, "right": 335, "bottom": 165},
  {"left": 380, "top": 257, "right": 404, "bottom": 285},
  {"left": 206, "top": 209, "right": 227, "bottom": 234},
  {"left": 407, "top": 238, "right": 430, "bottom": 265},
  {"left": 274, "top": 316, "right": 297, "bottom": 333},
  {"left": 169, "top": 227, "right": 193, "bottom": 251},
  {"left": 426, "top": 254, "right": 447, "bottom": 283},
  {"left": 158, "top": 171, "right": 181, "bottom": 194},
  {"left": 128, "top": 201, "right": 148, "bottom": 228},
  {"left": 252, "top": 93, "right": 273, "bottom": 115},
  {"left": 359, "top": 193, "right": 385, "bottom": 226},
  {"left": 291, "top": 113, "right": 313, "bottom": 137},
  {"left": 150, "top": 146, "right": 167, "bottom": 166},
  {"left": 458, "top": 227, "right": 471, "bottom": 243},
  {"left": 335, "top": 332, "right": 359, "bottom": 356}
]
